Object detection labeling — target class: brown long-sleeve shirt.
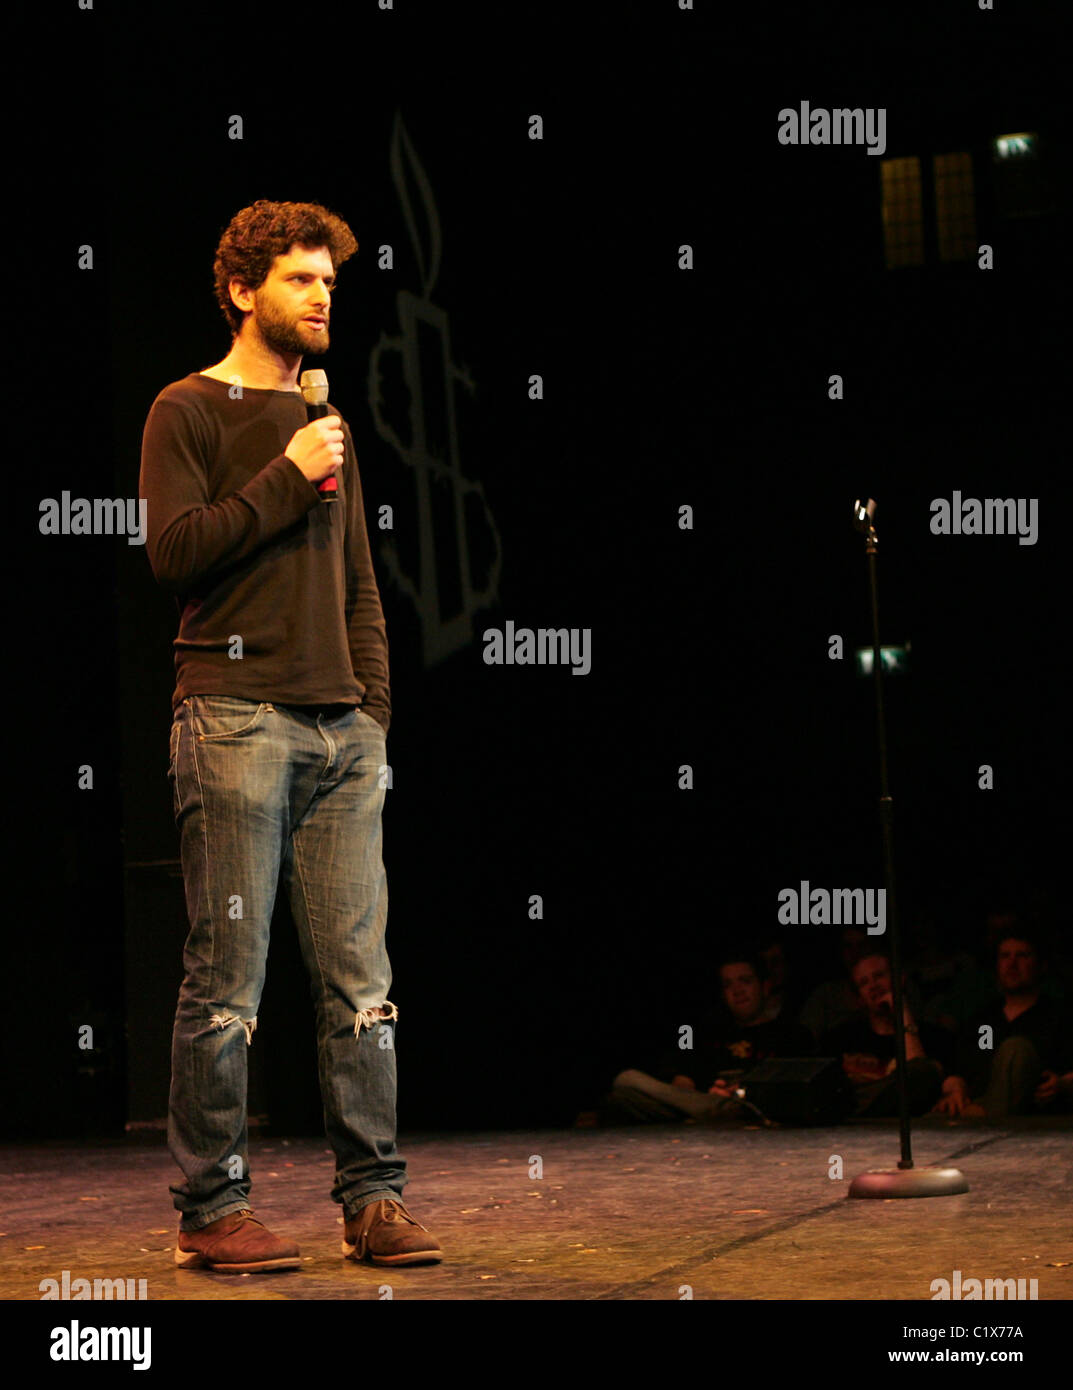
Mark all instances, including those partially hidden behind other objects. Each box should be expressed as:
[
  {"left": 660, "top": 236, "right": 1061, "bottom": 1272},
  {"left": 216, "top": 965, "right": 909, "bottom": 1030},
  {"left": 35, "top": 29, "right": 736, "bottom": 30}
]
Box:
[{"left": 138, "top": 373, "right": 390, "bottom": 732}]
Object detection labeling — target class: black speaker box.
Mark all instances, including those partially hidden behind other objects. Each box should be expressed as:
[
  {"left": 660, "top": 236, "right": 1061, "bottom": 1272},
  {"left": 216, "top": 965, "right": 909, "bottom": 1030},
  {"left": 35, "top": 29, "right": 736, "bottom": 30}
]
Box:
[{"left": 742, "top": 1056, "right": 854, "bottom": 1125}]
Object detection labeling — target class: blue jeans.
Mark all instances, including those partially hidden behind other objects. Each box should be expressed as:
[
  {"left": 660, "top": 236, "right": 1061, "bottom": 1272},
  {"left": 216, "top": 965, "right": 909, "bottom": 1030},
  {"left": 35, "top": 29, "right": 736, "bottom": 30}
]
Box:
[{"left": 166, "top": 695, "right": 406, "bottom": 1231}]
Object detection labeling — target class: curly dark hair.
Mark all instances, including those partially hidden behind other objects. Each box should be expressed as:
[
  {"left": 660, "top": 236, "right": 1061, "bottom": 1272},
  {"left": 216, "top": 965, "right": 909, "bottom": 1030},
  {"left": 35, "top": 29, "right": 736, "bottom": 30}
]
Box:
[{"left": 212, "top": 199, "right": 358, "bottom": 335}]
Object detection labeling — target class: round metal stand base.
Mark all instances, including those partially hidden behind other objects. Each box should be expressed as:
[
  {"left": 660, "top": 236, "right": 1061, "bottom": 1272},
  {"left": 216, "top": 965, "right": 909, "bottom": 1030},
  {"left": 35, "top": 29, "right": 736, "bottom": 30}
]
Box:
[{"left": 848, "top": 1165, "right": 969, "bottom": 1198}]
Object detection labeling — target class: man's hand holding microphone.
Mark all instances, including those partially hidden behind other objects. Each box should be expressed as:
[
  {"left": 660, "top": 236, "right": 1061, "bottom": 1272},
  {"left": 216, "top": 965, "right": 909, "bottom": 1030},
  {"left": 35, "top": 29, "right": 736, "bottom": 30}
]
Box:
[{"left": 285, "top": 415, "right": 345, "bottom": 495}]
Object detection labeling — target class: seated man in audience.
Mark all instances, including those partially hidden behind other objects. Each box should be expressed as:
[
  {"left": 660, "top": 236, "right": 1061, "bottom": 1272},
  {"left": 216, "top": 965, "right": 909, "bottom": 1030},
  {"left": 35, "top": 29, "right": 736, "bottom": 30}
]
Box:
[
  {"left": 754, "top": 931, "right": 803, "bottom": 1024},
  {"left": 597, "top": 949, "right": 814, "bottom": 1125},
  {"left": 798, "top": 927, "right": 869, "bottom": 1041},
  {"left": 819, "top": 950, "right": 951, "bottom": 1117},
  {"left": 932, "top": 928, "right": 1073, "bottom": 1121}
]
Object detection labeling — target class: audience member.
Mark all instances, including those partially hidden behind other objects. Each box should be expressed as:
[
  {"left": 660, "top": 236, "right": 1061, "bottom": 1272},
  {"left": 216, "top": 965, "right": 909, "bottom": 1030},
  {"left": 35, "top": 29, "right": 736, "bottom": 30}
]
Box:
[
  {"left": 594, "top": 949, "right": 814, "bottom": 1125},
  {"left": 798, "top": 927, "right": 869, "bottom": 1041},
  {"left": 754, "top": 931, "right": 802, "bottom": 1023},
  {"left": 819, "top": 950, "right": 951, "bottom": 1117},
  {"left": 932, "top": 927, "right": 1073, "bottom": 1120}
]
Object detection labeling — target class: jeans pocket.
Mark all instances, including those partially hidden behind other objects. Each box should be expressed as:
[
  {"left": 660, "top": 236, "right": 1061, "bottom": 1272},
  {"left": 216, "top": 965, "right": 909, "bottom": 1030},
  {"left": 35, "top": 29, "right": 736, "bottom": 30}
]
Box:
[
  {"left": 191, "top": 695, "right": 272, "bottom": 740},
  {"left": 168, "top": 718, "right": 181, "bottom": 771},
  {"left": 167, "top": 716, "right": 183, "bottom": 820}
]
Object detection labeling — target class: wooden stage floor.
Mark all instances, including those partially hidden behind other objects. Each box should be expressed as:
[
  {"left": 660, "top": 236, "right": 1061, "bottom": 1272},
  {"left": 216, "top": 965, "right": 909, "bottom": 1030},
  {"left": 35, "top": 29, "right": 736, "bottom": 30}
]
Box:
[{"left": 2, "top": 1118, "right": 1070, "bottom": 1302}]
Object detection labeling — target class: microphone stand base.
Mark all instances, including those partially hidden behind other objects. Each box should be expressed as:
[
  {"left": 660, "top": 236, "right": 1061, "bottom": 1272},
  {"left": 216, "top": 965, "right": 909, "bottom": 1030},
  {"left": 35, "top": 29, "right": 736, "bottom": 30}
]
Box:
[{"left": 848, "top": 1166, "right": 969, "bottom": 1199}]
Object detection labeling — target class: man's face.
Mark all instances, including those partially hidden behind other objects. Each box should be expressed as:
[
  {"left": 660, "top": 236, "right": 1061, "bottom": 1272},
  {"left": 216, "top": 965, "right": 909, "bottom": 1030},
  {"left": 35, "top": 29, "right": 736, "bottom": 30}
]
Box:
[
  {"left": 720, "top": 962, "right": 765, "bottom": 1023},
  {"left": 996, "top": 938, "right": 1039, "bottom": 994},
  {"left": 759, "top": 943, "right": 786, "bottom": 989},
  {"left": 852, "top": 955, "right": 892, "bottom": 1014},
  {"left": 234, "top": 243, "right": 335, "bottom": 358}
]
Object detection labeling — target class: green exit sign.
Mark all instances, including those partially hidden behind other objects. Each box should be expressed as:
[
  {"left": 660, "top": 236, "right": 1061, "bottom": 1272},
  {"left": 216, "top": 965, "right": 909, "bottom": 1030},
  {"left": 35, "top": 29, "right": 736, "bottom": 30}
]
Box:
[
  {"left": 993, "top": 132, "right": 1036, "bottom": 160},
  {"left": 855, "top": 644, "right": 911, "bottom": 677}
]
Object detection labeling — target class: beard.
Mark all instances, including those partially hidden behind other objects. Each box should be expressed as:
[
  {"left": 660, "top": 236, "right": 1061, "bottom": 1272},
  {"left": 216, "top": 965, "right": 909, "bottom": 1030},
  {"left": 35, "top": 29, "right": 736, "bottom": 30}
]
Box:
[{"left": 253, "top": 294, "right": 330, "bottom": 357}]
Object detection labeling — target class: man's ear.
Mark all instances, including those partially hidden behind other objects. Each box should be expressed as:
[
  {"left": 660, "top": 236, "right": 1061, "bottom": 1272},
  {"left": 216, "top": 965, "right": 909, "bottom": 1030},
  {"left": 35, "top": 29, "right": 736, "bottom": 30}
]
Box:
[{"left": 229, "top": 278, "right": 254, "bottom": 314}]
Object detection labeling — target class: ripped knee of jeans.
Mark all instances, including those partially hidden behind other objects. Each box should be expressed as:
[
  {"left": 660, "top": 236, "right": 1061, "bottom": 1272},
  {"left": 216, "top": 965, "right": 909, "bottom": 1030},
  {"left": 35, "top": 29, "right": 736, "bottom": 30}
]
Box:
[
  {"left": 210, "top": 1011, "right": 257, "bottom": 1046},
  {"left": 354, "top": 1000, "right": 398, "bottom": 1040}
]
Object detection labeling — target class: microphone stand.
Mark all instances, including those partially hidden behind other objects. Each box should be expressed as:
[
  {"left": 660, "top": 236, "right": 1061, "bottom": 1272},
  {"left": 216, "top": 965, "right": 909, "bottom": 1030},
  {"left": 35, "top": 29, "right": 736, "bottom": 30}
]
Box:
[{"left": 846, "top": 499, "right": 968, "bottom": 1199}]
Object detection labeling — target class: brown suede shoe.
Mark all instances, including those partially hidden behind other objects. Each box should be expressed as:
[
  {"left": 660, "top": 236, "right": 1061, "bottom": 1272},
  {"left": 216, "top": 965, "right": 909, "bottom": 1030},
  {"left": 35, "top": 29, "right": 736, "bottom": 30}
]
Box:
[
  {"left": 342, "top": 1199, "right": 443, "bottom": 1266},
  {"left": 175, "top": 1209, "right": 301, "bottom": 1272}
]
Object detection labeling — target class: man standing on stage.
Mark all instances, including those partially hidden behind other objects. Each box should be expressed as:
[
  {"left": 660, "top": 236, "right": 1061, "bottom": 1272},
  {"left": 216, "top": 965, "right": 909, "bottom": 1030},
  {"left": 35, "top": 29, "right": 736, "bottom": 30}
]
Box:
[{"left": 139, "top": 199, "right": 441, "bottom": 1272}]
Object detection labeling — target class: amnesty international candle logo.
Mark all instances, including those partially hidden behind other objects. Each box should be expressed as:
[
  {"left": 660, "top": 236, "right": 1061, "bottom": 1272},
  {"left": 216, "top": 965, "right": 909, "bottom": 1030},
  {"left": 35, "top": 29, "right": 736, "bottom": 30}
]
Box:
[{"left": 369, "top": 111, "right": 503, "bottom": 668}]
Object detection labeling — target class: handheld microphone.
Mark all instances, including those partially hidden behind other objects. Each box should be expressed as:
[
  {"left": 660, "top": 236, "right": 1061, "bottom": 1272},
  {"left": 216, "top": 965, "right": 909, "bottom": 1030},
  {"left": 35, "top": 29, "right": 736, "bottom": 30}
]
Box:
[{"left": 299, "top": 368, "right": 338, "bottom": 503}]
